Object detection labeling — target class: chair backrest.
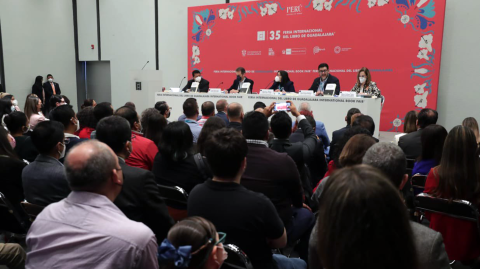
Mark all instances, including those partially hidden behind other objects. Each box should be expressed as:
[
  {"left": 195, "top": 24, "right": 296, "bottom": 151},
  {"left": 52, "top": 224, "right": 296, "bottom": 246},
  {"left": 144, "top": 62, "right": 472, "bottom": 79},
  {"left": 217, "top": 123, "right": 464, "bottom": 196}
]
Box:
[
  {"left": 21, "top": 201, "right": 46, "bottom": 221},
  {"left": 0, "top": 192, "right": 29, "bottom": 235},
  {"left": 411, "top": 174, "right": 427, "bottom": 188},
  {"left": 223, "top": 244, "right": 254, "bottom": 269},
  {"left": 406, "top": 158, "right": 416, "bottom": 178},
  {"left": 157, "top": 185, "right": 188, "bottom": 205}
]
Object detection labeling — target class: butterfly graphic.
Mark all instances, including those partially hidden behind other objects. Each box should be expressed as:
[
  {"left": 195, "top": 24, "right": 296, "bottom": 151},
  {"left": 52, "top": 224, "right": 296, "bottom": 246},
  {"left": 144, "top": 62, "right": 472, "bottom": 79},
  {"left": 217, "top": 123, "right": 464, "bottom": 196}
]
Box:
[
  {"left": 192, "top": 9, "right": 216, "bottom": 42},
  {"left": 395, "top": 0, "right": 435, "bottom": 30}
]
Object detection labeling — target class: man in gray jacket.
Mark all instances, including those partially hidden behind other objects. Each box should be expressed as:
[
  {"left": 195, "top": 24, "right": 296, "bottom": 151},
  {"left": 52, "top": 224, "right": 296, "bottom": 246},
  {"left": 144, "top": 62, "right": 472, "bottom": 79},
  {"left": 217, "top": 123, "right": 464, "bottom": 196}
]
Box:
[{"left": 309, "top": 142, "right": 450, "bottom": 269}]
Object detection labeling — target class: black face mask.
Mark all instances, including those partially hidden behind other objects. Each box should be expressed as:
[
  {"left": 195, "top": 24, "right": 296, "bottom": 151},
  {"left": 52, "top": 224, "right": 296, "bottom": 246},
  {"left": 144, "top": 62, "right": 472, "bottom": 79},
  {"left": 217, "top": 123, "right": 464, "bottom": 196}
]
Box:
[{"left": 237, "top": 75, "right": 242, "bottom": 80}]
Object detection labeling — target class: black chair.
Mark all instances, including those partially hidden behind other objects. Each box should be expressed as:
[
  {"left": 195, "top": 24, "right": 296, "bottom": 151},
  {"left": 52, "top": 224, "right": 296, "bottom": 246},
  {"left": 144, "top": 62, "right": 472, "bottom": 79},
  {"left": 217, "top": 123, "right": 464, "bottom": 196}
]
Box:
[
  {"left": 411, "top": 174, "right": 427, "bottom": 196},
  {"left": 223, "top": 244, "right": 253, "bottom": 269},
  {"left": 406, "top": 158, "right": 416, "bottom": 178},
  {"left": 21, "top": 200, "right": 46, "bottom": 222},
  {"left": 157, "top": 185, "right": 188, "bottom": 222},
  {"left": 0, "top": 192, "right": 30, "bottom": 235}
]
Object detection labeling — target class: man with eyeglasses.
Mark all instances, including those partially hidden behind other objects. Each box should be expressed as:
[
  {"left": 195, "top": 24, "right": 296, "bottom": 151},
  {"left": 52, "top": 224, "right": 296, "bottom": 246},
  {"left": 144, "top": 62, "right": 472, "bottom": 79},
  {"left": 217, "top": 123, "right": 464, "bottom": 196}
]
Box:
[{"left": 308, "top": 63, "right": 341, "bottom": 96}]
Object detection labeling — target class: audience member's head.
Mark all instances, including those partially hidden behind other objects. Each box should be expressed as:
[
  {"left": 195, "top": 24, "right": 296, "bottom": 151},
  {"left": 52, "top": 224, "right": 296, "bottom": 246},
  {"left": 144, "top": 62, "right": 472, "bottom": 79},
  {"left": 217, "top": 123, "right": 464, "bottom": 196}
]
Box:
[
  {"left": 305, "top": 115, "right": 316, "bottom": 132},
  {"left": 242, "top": 111, "right": 269, "bottom": 141},
  {"left": 183, "top": 98, "right": 199, "bottom": 119},
  {"left": 49, "top": 94, "right": 65, "bottom": 109},
  {"left": 363, "top": 142, "right": 408, "bottom": 189},
  {"left": 0, "top": 99, "right": 12, "bottom": 120},
  {"left": 124, "top": 102, "right": 136, "bottom": 111},
  {"left": 201, "top": 101, "right": 215, "bottom": 117},
  {"left": 197, "top": 117, "right": 227, "bottom": 155},
  {"left": 93, "top": 102, "right": 114, "bottom": 123},
  {"left": 115, "top": 106, "right": 140, "bottom": 132},
  {"left": 0, "top": 128, "right": 17, "bottom": 159},
  {"left": 418, "top": 124, "right": 447, "bottom": 165},
  {"left": 204, "top": 128, "right": 248, "bottom": 180},
  {"left": 353, "top": 115, "right": 375, "bottom": 136},
  {"left": 77, "top": 106, "right": 96, "bottom": 130},
  {"left": 227, "top": 102, "right": 243, "bottom": 122},
  {"left": 34, "top": 75, "right": 43, "bottom": 86},
  {"left": 333, "top": 127, "right": 373, "bottom": 168},
  {"left": 417, "top": 108, "right": 438, "bottom": 129},
  {"left": 338, "top": 134, "right": 376, "bottom": 168},
  {"left": 31, "top": 121, "right": 65, "bottom": 158},
  {"left": 24, "top": 96, "right": 42, "bottom": 118},
  {"left": 346, "top": 108, "right": 361, "bottom": 125},
  {"left": 253, "top": 102, "right": 266, "bottom": 111},
  {"left": 216, "top": 99, "right": 228, "bottom": 113},
  {"left": 160, "top": 217, "right": 226, "bottom": 269},
  {"left": 4, "top": 111, "right": 28, "bottom": 136},
  {"left": 61, "top": 95, "right": 71, "bottom": 105},
  {"left": 96, "top": 116, "right": 132, "bottom": 158},
  {"left": 434, "top": 126, "right": 480, "bottom": 201},
  {"left": 403, "top": 110, "right": 418, "bottom": 133},
  {"left": 462, "top": 117, "right": 480, "bottom": 145},
  {"left": 50, "top": 105, "right": 79, "bottom": 133},
  {"left": 142, "top": 109, "right": 167, "bottom": 146},
  {"left": 350, "top": 113, "right": 363, "bottom": 127},
  {"left": 155, "top": 101, "right": 171, "bottom": 118},
  {"left": 299, "top": 102, "right": 312, "bottom": 113},
  {"left": 159, "top": 121, "right": 194, "bottom": 161},
  {"left": 64, "top": 140, "right": 122, "bottom": 200},
  {"left": 317, "top": 165, "right": 417, "bottom": 269},
  {"left": 46, "top": 74, "right": 54, "bottom": 82},
  {"left": 270, "top": 111, "right": 292, "bottom": 139},
  {"left": 81, "top": 99, "right": 96, "bottom": 109}
]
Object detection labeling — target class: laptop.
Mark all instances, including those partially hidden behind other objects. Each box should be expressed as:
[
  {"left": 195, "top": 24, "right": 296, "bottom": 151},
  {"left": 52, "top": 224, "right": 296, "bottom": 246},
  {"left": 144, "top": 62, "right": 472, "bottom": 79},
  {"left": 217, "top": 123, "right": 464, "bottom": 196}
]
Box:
[
  {"left": 324, "top": 84, "right": 337, "bottom": 96},
  {"left": 238, "top": 82, "right": 251, "bottom": 94}
]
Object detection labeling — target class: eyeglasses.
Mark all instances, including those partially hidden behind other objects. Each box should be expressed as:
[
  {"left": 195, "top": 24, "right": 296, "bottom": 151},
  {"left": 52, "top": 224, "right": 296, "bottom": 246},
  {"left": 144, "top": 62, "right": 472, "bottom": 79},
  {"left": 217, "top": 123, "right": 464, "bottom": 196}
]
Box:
[
  {"left": 215, "top": 232, "right": 227, "bottom": 246},
  {"left": 191, "top": 232, "right": 227, "bottom": 255},
  {"left": 319, "top": 69, "right": 328, "bottom": 73}
]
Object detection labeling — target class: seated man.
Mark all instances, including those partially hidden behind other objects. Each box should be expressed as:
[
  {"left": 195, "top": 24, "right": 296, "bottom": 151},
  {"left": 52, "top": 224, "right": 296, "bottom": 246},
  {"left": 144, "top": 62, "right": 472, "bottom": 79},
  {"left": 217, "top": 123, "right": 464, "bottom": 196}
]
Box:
[
  {"left": 308, "top": 63, "right": 341, "bottom": 96},
  {"left": 26, "top": 140, "right": 158, "bottom": 268},
  {"left": 330, "top": 107, "right": 361, "bottom": 159},
  {"left": 115, "top": 106, "right": 158, "bottom": 170},
  {"left": 47, "top": 94, "right": 66, "bottom": 119},
  {"left": 227, "top": 67, "right": 254, "bottom": 93},
  {"left": 398, "top": 108, "right": 438, "bottom": 159},
  {"left": 96, "top": 116, "right": 174, "bottom": 240},
  {"left": 22, "top": 121, "right": 70, "bottom": 206},
  {"left": 90, "top": 102, "right": 114, "bottom": 139},
  {"left": 154, "top": 101, "right": 171, "bottom": 122},
  {"left": 182, "top": 70, "right": 210, "bottom": 93},
  {"left": 215, "top": 99, "right": 229, "bottom": 125},
  {"left": 352, "top": 115, "right": 378, "bottom": 141},
  {"left": 182, "top": 98, "right": 202, "bottom": 143},
  {"left": 50, "top": 105, "right": 86, "bottom": 158},
  {"left": 188, "top": 128, "right": 306, "bottom": 269},
  {"left": 226, "top": 102, "right": 243, "bottom": 131},
  {"left": 197, "top": 101, "right": 215, "bottom": 127},
  {"left": 299, "top": 102, "right": 330, "bottom": 154}
]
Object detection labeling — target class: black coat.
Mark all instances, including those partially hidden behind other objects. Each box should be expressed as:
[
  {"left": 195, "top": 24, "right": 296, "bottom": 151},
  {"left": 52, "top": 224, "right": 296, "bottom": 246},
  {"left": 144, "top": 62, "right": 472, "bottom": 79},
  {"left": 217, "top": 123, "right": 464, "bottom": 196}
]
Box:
[
  {"left": 227, "top": 77, "right": 254, "bottom": 93},
  {"left": 308, "top": 74, "right": 341, "bottom": 95},
  {"left": 42, "top": 82, "right": 61, "bottom": 110},
  {"left": 398, "top": 129, "right": 423, "bottom": 160},
  {"left": 32, "top": 84, "right": 45, "bottom": 102},
  {"left": 270, "top": 81, "right": 295, "bottom": 92},
  {"left": 182, "top": 79, "right": 210, "bottom": 93}
]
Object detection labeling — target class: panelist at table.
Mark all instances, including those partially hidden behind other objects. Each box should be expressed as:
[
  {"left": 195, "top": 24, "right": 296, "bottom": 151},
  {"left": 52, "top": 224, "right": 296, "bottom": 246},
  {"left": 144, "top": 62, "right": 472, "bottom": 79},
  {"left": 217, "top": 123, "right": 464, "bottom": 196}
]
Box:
[
  {"left": 227, "top": 67, "right": 254, "bottom": 93},
  {"left": 350, "top": 67, "right": 381, "bottom": 97},
  {"left": 308, "top": 63, "right": 341, "bottom": 96},
  {"left": 270, "top": 70, "right": 295, "bottom": 93},
  {"left": 182, "top": 70, "right": 210, "bottom": 93}
]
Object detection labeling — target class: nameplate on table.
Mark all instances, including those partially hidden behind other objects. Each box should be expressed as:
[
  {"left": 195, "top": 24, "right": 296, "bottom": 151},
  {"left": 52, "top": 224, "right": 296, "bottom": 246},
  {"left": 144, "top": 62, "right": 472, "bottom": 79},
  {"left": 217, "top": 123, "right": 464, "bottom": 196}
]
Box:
[
  {"left": 209, "top": 88, "right": 223, "bottom": 94},
  {"left": 299, "top": 90, "right": 315, "bottom": 96},
  {"left": 259, "top": 89, "right": 274, "bottom": 95},
  {"left": 339, "top": 91, "right": 357, "bottom": 98}
]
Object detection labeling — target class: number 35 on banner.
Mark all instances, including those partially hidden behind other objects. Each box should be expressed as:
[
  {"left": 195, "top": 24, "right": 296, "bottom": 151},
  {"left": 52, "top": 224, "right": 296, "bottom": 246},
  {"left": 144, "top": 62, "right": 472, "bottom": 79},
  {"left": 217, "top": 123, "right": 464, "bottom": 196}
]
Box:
[{"left": 269, "top": 30, "right": 281, "bottom": 41}]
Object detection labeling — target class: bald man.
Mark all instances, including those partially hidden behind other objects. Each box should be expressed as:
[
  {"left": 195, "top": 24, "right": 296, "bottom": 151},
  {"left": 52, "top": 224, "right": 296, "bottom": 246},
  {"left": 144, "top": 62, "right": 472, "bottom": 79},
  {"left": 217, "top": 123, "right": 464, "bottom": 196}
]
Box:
[
  {"left": 215, "top": 99, "right": 229, "bottom": 125},
  {"left": 227, "top": 102, "right": 244, "bottom": 132},
  {"left": 26, "top": 140, "right": 159, "bottom": 269}
]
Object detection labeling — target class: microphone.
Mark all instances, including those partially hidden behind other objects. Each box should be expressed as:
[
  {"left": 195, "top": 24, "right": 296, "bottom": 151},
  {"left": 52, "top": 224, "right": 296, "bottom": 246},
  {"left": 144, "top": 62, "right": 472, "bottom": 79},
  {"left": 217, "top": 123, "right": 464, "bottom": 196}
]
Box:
[
  {"left": 179, "top": 76, "right": 186, "bottom": 88},
  {"left": 141, "top": 61, "right": 149, "bottom": 70},
  {"left": 264, "top": 80, "right": 274, "bottom": 89},
  {"left": 216, "top": 82, "right": 223, "bottom": 88}
]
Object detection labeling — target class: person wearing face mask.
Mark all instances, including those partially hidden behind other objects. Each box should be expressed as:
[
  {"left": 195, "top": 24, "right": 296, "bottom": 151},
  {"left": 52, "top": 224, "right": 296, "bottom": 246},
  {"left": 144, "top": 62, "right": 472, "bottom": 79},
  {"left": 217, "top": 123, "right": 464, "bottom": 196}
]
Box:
[
  {"left": 159, "top": 217, "right": 227, "bottom": 269},
  {"left": 26, "top": 140, "right": 160, "bottom": 269},
  {"left": 227, "top": 67, "right": 255, "bottom": 94},
  {"left": 50, "top": 105, "right": 86, "bottom": 162},
  {"left": 182, "top": 70, "right": 210, "bottom": 93},
  {"left": 96, "top": 116, "right": 174, "bottom": 241},
  {"left": 350, "top": 67, "right": 381, "bottom": 97},
  {"left": 42, "top": 74, "right": 62, "bottom": 113},
  {"left": 22, "top": 121, "right": 70, "bottom": 206},
  {"left": 309, "top": 63, "right": 341, "bottom": 96},
  {"left": 269, "top": 70, "right": 295, "bottom": 93},
  {"left": 0, "top": 93, "right": 21, "bottom": 112},
  {"left": 155, "top": 101, "right": 172, "bottom": 123},
  {"left": 4, "top": 112, "right": 39, "bottom": 162}
]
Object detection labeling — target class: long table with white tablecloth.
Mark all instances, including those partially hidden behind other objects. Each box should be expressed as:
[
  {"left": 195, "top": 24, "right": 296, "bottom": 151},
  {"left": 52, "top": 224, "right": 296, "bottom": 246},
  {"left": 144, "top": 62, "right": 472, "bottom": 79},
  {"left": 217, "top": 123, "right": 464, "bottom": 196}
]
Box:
[{"left": 154, "top": 92, "right": 382, "bottom": 138}]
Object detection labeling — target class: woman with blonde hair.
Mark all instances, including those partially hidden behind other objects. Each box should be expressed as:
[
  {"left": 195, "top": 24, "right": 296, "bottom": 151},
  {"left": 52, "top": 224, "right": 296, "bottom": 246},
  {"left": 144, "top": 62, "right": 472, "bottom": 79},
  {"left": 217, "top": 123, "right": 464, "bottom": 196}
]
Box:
[
  {"left": 350, "top": 67, "right": 381, "bottom": 97},
  {"left": 24, "top": 96, "right": 46, "bottom": 130},
  {"left": 462, "top": 117, "right": 480, "bottom": 146}
]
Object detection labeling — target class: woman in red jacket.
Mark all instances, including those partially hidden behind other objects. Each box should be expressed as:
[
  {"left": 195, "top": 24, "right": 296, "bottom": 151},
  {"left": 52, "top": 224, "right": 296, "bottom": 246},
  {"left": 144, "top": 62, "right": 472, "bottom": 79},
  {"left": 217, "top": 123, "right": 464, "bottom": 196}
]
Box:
[{"left": 424, "top": 125, "right": 480, "bottom": 262}]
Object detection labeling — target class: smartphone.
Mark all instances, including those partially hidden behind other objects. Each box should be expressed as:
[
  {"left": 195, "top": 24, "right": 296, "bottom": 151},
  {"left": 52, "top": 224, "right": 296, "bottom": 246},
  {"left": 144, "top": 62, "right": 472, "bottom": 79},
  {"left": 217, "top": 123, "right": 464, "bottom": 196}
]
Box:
[{"left": 274, "top": 102, "right": 291, "bottom": 112}]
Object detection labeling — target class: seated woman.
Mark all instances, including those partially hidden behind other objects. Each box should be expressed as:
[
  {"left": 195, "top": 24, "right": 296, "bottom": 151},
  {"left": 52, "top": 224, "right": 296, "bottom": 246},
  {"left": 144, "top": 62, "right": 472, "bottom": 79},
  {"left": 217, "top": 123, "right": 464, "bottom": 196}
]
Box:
[
  {"left": 403, "top": 110, "right": 418, "bottom": 134},
  {"left": 152, "top": 122, "right": 206, "bottom": 195},
  {"left": 4, "top": 112, "right": 38, "bottom": 162},
  {"left": 269, "top": 70, "right": 295, "bottom": 93},
  {"left": 412, "top": 124, "right": 447, "bottom": 176},
  {"left": 424, "top": 125, "right": 480, "bottom": 261},
  {"left": 75, "top": 107, "right": 96, "bottom": 139},
  {"left": 24, "top": 96, "right": 46, "bottom": 130},
  {"left": 158, "top": 217, "right": 227, "bottom": 269},
  {"left": 350, "top": 67, "right": 381, "bottom": 97},
  {"left": 1, "top": 93, "right": 21, "bottom": 112},
  {"left": 462, "top": 117, "right": 480, "bottom": 147}
]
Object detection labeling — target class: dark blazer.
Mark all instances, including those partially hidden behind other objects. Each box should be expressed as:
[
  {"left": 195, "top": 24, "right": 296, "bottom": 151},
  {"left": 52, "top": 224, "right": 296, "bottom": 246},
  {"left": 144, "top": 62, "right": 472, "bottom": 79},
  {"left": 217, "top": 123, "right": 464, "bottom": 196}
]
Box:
[
  {"left": 270, "top": 81, "right": 295, "bottom": 92},
  {"left": 182, "top": 79, "right": 210, "bottom": 93},
  {"left": 32, "top": 84, "right": 45, "bottom": 102},
  {"left": 227, "top": 77, "right": 254, "bottom": 93},
  {"left": 22, "top": 154, "right": 70, "bottom": 206},
  {"left": 227, "top": 121, "right": 242, "bottom": 132},
  {"left": 59, "top": 136, "right": 87, "bottom": 163},
  {"left": 42, "top": 82, "right": 61, "bottom": 110},
  {"left": 13, "top": 136, "right": 39, "bottom": 163},
  {"left": 0, "top": 156, "right": 27, "bottom": 209},
  {"left": 329, "top": 125, "right": 350, "bottom": 159},
  {"left": 398, "top": 129, "right": 423, "bottom": 159},
  {"left": 215, "top": 111, "right": 229, "bottom": 125},
  {"left": 308, "top": 74, "right": 341, "bottom": 95},
  {"left": 114, "top": 158, "right": 174, "bottom": 240}
]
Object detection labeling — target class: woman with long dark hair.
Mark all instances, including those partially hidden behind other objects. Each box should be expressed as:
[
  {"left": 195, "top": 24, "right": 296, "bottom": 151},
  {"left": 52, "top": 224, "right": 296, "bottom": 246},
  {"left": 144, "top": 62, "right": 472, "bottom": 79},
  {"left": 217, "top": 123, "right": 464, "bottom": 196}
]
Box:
[
  {"left": 31, "top": 76, "right": 45, "bottom": 105},
  {"left": 412, "top": 124, "right": 447, "bottom": 175},
  {"left": 141, "top": 108, "right": 167, "bottom": 147},
  {"left": 270, "top": 70, "right": 295, "bottom": 92},
  {"left": 403, "top": 110, "right": 418, "bottom": 134},
  {"left": 424, "top": 125, "right": 480, "bottom": 261}
]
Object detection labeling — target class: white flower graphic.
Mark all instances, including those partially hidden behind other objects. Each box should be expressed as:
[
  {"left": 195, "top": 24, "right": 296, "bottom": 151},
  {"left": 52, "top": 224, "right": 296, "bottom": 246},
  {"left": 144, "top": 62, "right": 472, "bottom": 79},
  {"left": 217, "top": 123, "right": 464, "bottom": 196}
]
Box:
[
  {"left": 265, "top": 3, "right": 278, "bottom": 15},
  {"left": 417, "top": 49, "right": 429, "bottom": 61},
  {"left": 218, "top": 8, "right": 229, "bottom": 20},
  {"left": 313, "top": 0, "right": 326, "bottom": 11},
  {"left": 260, "top": 6, "right": 268, "bottom": 16},
  {"left": 401, "top": 15, "right": 410, "bottom": 24},
  {"left": 324, "top": 1, "right": 333, "bottom": 11},
  {"left": 414, "top": 92, "right": 428, "bottom": 108},
  {"left": 393, "top": 118, "right": 402, "bottom": 128},
  {"left": 368, "top": 0, "right": 376, "bottom": 8},
  {"left": 192, "top": 45, "right": 200, "bottom": 59},
  {"left": 227, "top": 9, "right": 234, "bottom": 19},
  {"left": 419, "top": 34, "right": 433, "bottom": 52},
  {"left": 377, "top": 0, "right": 389, "bottom": 6},
  {"left": 193, "top": 56, "right": 201, "bottom": 65},
  {"left": 414, "top": 68, "right": 429, "bottom": 75},
  {"left": 205, "top": 29, "right": 212, "bottom": 36},
  {"left": 416, "top": 0, "right": 429, "bottom": 8},
  {"left": 414, "top": 83, "right": 427, "bottom": 94},
  {"left": 368, "top": 0, "right": 389, "bottom": 8}
]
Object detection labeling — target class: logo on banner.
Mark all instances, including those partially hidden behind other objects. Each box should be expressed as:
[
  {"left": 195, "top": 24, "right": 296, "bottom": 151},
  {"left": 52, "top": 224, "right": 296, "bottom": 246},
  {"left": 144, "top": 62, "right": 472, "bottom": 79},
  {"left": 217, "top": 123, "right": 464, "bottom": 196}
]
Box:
[
  {"left": 334, "top": 46, "right": 342, "bottom": 54},
  {"left": 242, "top": 50, "right": 247, "bottom": 57},
  {"left": 257, "top": 31, "right": 266, "bottom": 41},
  {"left": 242, "top": 50, "right": 262, "bottom": 57},
  {"left": 313, "top": 46, "right": 325, "bottom": 54},
  {"left": 287, "top": 4, "right": 303, "bottom": 15},
  {"left": 268, "top": 48, "right": 275, "bottom": 56}
]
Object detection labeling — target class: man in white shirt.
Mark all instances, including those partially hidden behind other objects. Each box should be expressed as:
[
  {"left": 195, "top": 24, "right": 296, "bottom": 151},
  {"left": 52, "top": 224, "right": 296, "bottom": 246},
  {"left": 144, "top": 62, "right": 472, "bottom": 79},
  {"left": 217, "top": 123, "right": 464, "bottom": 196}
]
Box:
[{"left": 26, "top": 140, "right": 159, "bottom": 269}]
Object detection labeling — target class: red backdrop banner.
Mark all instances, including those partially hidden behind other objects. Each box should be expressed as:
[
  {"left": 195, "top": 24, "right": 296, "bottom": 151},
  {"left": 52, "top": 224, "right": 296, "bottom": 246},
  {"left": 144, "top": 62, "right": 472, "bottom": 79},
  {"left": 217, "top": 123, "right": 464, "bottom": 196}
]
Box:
[{"left": 188, "top": 0, "right": 446, "bottom": 131}]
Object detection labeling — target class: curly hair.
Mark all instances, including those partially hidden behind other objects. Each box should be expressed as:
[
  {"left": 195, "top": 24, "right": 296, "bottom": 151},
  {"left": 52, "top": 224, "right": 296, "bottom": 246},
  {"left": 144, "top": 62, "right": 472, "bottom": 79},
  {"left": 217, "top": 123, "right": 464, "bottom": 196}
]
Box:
[{"left": 77, "top": 107, "right": 97, "bottom": 129}]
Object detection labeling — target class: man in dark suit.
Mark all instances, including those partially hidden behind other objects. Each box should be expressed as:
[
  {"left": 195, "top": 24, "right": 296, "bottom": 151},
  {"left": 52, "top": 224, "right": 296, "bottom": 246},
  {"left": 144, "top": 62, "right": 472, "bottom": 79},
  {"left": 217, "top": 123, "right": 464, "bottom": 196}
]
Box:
[
  {"left": 398, "top": 108, "right": 438, "bottom": 159},
  {"left": 308, "top": 63, "right": 341, "bottom": 96},
  {"left": 96, "top": 116, "right": 174, "bottom": 240},
  {"left": 182, "top": 70, "right": 210, "bottom": 93},
  {"left": 154, "top": 101, "right": 171, "bottom": 121},
  {"left": 43, "top": 74, "right": 61, "bottom": 112},
  {"left": 215, "top": 99, "right": 229, "bottom": 125},
  {"left": 227, "top": 67, "right": 254, "bottom": 93},
  {"left": 50, "top": 105, "right": 85, "bottom": 162},
  {"left": 22, "top": 121, "right": 70, "bottom": 206},
  {"left": 329, "top": 108, "right": 361, "bottom": 159}
]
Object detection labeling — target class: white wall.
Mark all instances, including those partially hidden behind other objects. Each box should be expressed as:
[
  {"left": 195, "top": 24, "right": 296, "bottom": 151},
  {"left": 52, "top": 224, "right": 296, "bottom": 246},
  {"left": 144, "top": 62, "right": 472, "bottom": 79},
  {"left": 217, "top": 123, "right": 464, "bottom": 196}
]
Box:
[
  {"left": 436, "top": 0, "right": 480, "bottom": 131},
  {"left": 77, "top": 0, "right": 98, "bottom": 61},
  {"left": 0, "top": 0, "right": 77, "bottom": 111}
]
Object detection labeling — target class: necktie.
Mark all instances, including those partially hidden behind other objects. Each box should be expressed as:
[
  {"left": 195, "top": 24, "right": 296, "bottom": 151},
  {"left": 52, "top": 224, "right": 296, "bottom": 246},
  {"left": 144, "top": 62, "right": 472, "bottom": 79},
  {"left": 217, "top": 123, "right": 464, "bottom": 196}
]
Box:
[{"left": 51, "top": 83, "right": 56, "bottom": 95}]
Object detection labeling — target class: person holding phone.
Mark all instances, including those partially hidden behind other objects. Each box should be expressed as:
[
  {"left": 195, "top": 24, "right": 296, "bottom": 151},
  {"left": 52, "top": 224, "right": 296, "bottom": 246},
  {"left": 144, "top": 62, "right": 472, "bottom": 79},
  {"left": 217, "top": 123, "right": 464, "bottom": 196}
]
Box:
[
  {"left": 270, "top": 70, "right": 295, "bottom": 93},
  {"left": 350, "top": 67, "right": 381, "bottom": 97}
]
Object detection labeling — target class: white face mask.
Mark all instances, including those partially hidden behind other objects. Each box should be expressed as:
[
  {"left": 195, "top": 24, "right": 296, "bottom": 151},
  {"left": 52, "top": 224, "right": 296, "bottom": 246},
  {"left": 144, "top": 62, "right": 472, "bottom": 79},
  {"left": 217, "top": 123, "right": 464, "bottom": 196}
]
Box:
[
  {"left": 11, "top": 106, "right": 15, "bottom": 112},
  {"left": 48, "top": 78, "right": 53, "bottom": 83},
  {"left": 359, "top": 77, "right": 366, "bottom": 84},
  {"left": 58, "top": 142, "right": 66, "bottom": 159},
  {"left": 74, "top": 118, "right": 80, "bottom": 132},
  {"left": 12, "top": 100, "right": 18, "bottom": 106},
  {"left": 275, "top": 76, "right": 281, "bottom": 82},
  {"left": 195, "top": 76, "right": 202, "bottom": 82}
]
